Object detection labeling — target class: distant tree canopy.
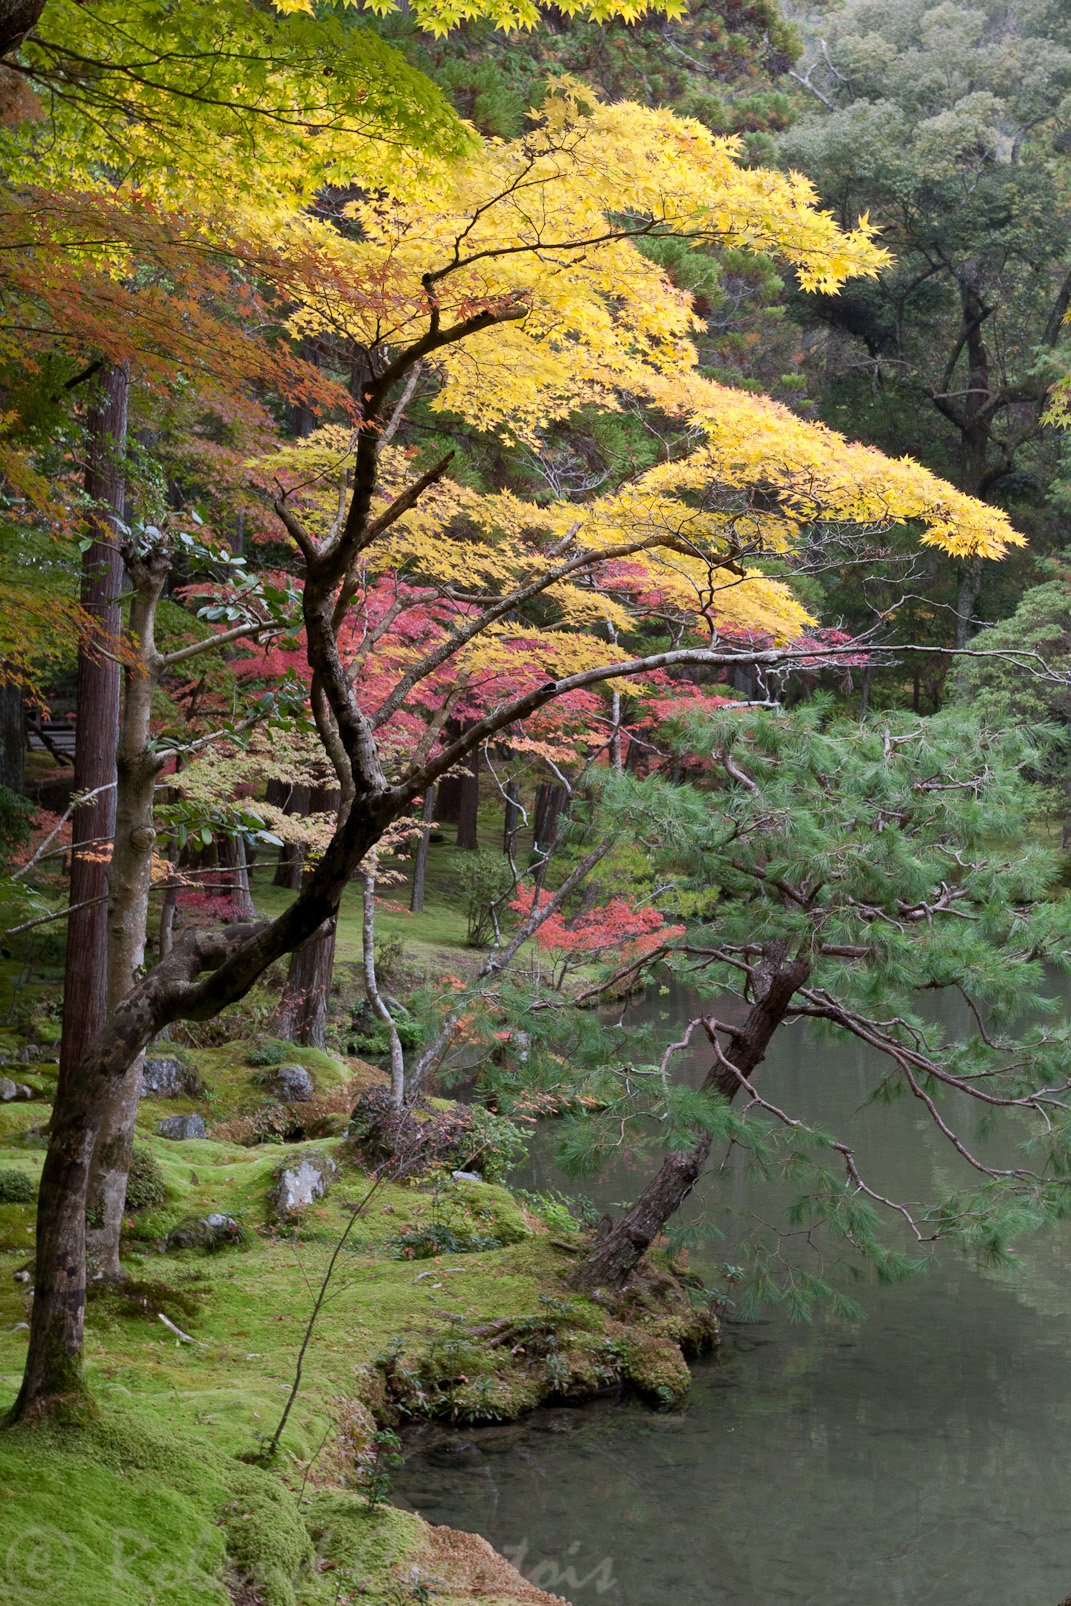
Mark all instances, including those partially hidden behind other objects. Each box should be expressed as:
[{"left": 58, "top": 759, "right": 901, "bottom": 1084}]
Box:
[{"left": 778, "top": 0, "right": 1071, "bottom": 655}]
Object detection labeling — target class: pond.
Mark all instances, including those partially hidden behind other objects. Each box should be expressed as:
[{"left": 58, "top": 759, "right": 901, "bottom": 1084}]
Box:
[{"left": 394, "top": 983, "right": 1071, "bottom": 1604}]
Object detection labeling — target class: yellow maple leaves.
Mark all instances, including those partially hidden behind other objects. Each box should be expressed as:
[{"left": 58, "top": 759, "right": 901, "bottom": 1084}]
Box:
[
  {"left": 259, "top": 86, "right": 1022, "bottom": 665},
  {"left": 289, "top": 88, "right": 888, "bottom": 441}
]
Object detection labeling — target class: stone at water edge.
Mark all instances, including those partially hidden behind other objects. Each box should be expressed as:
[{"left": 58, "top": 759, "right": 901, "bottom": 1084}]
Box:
[
  {"left": 265, "top": 1063, "right": 315, "bottom": 1102},
  {"left": 157, "top": 1113, "right": 207, "bottom": 1141},
  {"left": 269, "top": 1149, "right": 337, "bottom": 1220},
  {"left": 141, "top": 1056, "right": 204, "bottom": 1099}
]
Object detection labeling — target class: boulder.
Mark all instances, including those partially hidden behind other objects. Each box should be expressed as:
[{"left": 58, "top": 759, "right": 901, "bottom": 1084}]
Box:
[
  {"left": 164, "top": 1212, "right": 241, "bottom": 1251},
  {"left": 157, "top": 1113, "right": 206, "bottom": 1141},
  {"left": 269, "top": 1149, "right": 337, "bottom": 1220},
  {"left": 265, "top": 1063, "right": 315, "bottom": 1103},
  {"left": 141, "top": 1055, "right": 203, "bottom": 1099},
  {"left": 0, "top": 1078, "right": 31, "bottom": 1102}
]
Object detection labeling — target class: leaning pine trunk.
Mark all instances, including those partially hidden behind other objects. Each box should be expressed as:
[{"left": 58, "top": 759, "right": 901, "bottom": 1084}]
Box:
[{"left": 570, "top": 947, "right": 811, "bottom": 1294}]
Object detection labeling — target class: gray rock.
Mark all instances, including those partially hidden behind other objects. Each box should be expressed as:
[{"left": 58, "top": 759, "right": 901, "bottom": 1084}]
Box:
[
  {"left": 269, "top": 1149, "right": 337, "bottom": 1220},
  {"left": 265, "top": 1063, "right": 315, "bottom": 1103},
  {"left": 164, "top": 1212, "right": 241, "bottom": 1251},
  {"left": 157, "top": 1113, "right": 206, "bottom": 1141},
  {"left": 141, "top": 1055, "right": 203, "bottom": 1099},
  {"left": 0, "top": 1078, "right": 17, "bottom": 1102},
  {"left": 451, "top": 1170, "right": 482, "bottom": 1183},
  {"left": 13, "top": 1084, "right": 34, "bottom": 1102}
]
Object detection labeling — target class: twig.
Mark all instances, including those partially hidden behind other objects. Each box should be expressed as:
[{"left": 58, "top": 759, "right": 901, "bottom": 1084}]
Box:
[
  {"left": 11, "top": 781, "right": 117, "bottom": 881},
  {"left": 157, "top": 1311, "right": 206, "bottom": 1346},
  {"left": 3, "top": 894, "right": 109, "bottom": 936},
  {"left": 264, "top": 1174, "right": 386, "bottom": 1460}
]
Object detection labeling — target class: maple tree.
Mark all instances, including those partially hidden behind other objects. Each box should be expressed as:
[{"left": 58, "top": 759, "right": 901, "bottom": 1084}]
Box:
[{"left": 3, "top": 75, "right": 1030, "bottom": 1424}]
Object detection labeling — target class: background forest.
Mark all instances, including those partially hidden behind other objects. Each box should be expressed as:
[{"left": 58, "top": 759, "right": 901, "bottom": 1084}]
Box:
[{"left": 4, "top": 0, "right": 1071, "bottom": 1602}]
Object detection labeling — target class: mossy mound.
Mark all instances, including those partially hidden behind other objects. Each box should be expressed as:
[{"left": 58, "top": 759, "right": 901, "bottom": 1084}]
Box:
[{"left": 0, "top": 1113, "right": 716, "bottom": 1603}]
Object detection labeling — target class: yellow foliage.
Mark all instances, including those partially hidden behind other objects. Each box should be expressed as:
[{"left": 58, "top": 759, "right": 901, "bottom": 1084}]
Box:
[{"left": 290, "top": 88, "right": 887, "bottom": 441}]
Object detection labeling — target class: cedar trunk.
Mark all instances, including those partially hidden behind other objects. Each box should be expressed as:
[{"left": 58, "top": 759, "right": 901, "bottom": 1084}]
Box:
[
  {"left": 0, "top": 677, "right": 24, "bottom": 793},
  {"left": 220, "top": 834, "right": 257, "bottom": 920},
  {"left": 456, "top": 745, "right": 480, "bottom": 849},
  {"left": 57, "top": 364, "right": 128, "bottom": 1111},
  {"left": 273, "top": 785, "right": 340, "bottom": 1046},
  {"left": 409, "top": 784, "right": 435, "bottom": 913},
  {"left": 271, "top": 915, "right": 337, "bottom": 1049}
]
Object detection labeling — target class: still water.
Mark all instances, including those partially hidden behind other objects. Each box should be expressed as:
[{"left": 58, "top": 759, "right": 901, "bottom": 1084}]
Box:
[{"left": 394, "top": 987, "right": 1071, "bottom": 1604}]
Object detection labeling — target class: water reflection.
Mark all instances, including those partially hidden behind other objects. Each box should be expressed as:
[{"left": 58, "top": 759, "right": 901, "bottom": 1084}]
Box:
[{"left": 396, "top": 984, "right": 1071, "bottom": 1604}]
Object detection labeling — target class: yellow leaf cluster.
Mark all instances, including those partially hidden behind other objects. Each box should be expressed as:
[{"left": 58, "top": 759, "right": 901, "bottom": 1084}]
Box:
[{"left": 291, "top": 88, "right": 887, "bottom": 441}]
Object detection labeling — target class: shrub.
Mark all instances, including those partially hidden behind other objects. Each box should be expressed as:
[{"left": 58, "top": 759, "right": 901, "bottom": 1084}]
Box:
[
  {"left": 388, "top": 1220, "right": 502, "bottom": 1259},
  {"left": 125, "top": 1145, "right": 166, "bottom": 1212},
  {"left": 0, "top": 1168, "right": 34, "bottom": 1204},
  {"left": 244, "top": 1039, "right": 291, "bottom": 1068},
  {"left": 464, "top": 850, "right": 515, "bottom": 947},
  {"left": 0, "top": 786, "right": 34, "bottom": 872},
  {"left": 515, "top": 1188, "right": 598, "bottom": 1234},
  {"left": 347, "top": 1088, "right": 527, "bottom": 1182}
]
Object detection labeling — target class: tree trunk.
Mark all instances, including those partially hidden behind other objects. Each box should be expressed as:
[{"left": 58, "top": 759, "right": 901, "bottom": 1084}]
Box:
[
  {"left": 219, "top": 833, "right": 256, "bottom": 920},
  {"left": 272, "top": 785, "right": 340, "bottom": 1047},
  {"left": 271, "top": 781, "right": 310, "bottom": 889},
  {"left": 954, "top": 554, "right": 983, "bottom": 650},
  {"left": 535, "top": 784, "right": 564, "bottom": 850},
  {"left": 409, "top": 784, "right": 435, "bottom": 913},
  {"left": 0, "top": 676, "right": 24, "bottom": 793},
  {"left": 271, "top": 915, "right": 336, "bottom": 1048},
  {"left": 363, "top": 857, "right": 405, "bottom": 1109},
  {"left": 85, "top": 540, "right": 169, "bottom": 1281},
  {"left": 503, "top": 778, "right": 521, "bottom": 859},
  {"left": 571, "top": 946, "right": 811, "bottom": 1293},
  {"left": 457, "top": 745, "right": 480, "bottom": 849},
  {"left": 57, "top": 363, "right": 128, "bottom": 1113},
  {"left": 0, "top": 0, "right": 45, "bottom": 58}
]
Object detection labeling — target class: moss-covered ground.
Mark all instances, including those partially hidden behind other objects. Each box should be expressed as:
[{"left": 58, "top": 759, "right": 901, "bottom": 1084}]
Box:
[
  {"left": 0, "top": 1058, "right": 713, "bottom": 1604},
  {"left": 0, "top": 800, "right": 714, "bottom": 1604}
]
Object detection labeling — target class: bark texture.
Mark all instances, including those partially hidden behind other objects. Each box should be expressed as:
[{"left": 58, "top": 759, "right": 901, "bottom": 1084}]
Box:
[
  {"left": 219, "top": 834, "right": 256, "bottom": 920},
  {"left": 456, "top": 744, "right": 480, "bottom": 849},
  {"left": 85, "top": 540, "right": 169, "bottom": 1280},
  {"left": 272, "top": 784, "right": 340, "bottom": 1046},
  {"left": 58, "top": 363, "right": 128, "bottom": 1111},
  {"left": 0, "top": 677, "right": 24, "bottom": 793},
  {"left": 409, "top": 784, "right": 435, "bottom": 913},
  {"left": 0, "top": 0, "right": 44, "bottom": 57}
]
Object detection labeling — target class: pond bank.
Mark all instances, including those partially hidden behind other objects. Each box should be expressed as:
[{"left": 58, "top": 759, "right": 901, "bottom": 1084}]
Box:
[{"left": 0, "top": 1042, "right": 715, "bottom": 1605}]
